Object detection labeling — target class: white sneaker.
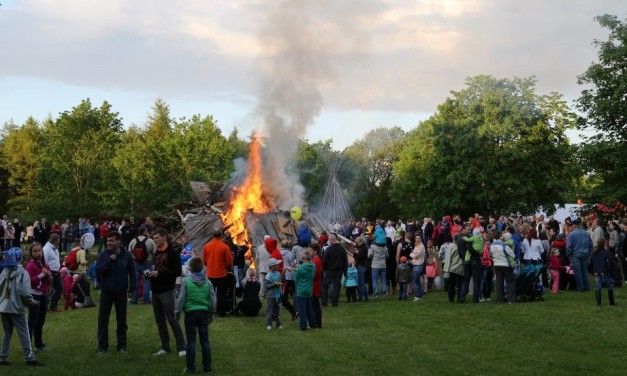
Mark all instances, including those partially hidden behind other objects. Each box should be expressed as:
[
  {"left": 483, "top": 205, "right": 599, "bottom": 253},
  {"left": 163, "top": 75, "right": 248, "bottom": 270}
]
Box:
[
  {"left": 153, "top": 349, "right": 168, "bottom": 356},
  {"left": 413, "top": 297, "right": 421, "bottom": 302},
  {"left": 178, "top": 350, "right": 186, "bottom": 357},
  {"left": 266, "top": 326, "right": 272, "bottom": 330},
  {"left": 479, "top": 298, "right": 486, "bottom": 303},
  {"left": 277, "top": 326, "right": 284, "bottom": 330}
]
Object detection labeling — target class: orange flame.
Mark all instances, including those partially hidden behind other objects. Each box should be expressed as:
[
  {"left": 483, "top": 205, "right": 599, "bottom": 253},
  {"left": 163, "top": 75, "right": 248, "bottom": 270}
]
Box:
[{"left": 221, "top": 134, "right": 273, "bottom": 245}]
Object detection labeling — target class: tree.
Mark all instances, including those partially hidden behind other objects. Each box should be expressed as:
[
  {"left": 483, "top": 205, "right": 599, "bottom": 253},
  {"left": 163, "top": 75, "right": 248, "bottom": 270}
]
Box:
[
  {"left": 391, "top": 76, "right": 578, "bottom": 218},
  {"left": 36, "top": 99, "right": 122, "bottom": 218},
  {"left": 576, "top": 14, "right": 627, "bottom": 203},
  {"left": 0, "top": 117, "right": 42, "bottom": 212},
  {"left": 344, "top": 127, "right": 406, "bottom": 219}
]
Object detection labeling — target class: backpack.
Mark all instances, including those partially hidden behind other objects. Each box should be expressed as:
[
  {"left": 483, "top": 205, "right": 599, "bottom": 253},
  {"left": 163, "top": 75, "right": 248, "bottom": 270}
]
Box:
[
  {"left": 132, "top": 237, "right": 149, "bottom": 263},
  {"left": 481, "top": 243, "right": 493, "bottom": 267},
  {"left": 64, "top": 247, "right": 81, "bottom": 271}
]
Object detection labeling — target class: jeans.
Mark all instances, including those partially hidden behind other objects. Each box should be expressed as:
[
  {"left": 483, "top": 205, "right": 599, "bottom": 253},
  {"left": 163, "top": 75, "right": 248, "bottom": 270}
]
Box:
[
  {"left": 595, "top": 274, "right": 614, "bottom": 292},
  {"left": 460, "top": 260, "right": 482, "bottom": 303},
  {"left": 479, "top": 266, "right": 493, "bottom": 300},
  {"left": 295, "top": 296, "right": 316, "bottom": 330},
  {"left": 184, "top": 310, "right": 212, "bottom": 373},
  {"left": 322, "top": 271, "right": 342, "bottom": 306},
  {"left": 371, "top": 268, "right": 387, "bottom": 297},
  {"left": 131, "top": 262, "right": 152, "bottom": 304},
  {"left": 28, "top": 295, "right": 48, "bottom": 348},
  {"left": 398, "top": 283, "right": 408, "bottom": 300},
  {"left": 265, "top": 297, "right": 281, "bottom": 327},
  {"left": 152, "top": 290, "right": 186, "bottom": 352},
  {"left": 312, "top": 296, "right": 322, "bottom": 328},
  {"left": 357, "top": 265, "right": 368, "bottom": 301},
  {"left": 97, "top": 291, "right": 128, "bottom": 351},
  {"left": 494, "top": 266, "right": 516, "bottom": 303},
  {"left": 411, "top": 265, "right": 424, "bottom": 298},
  {"left": 447, "top": 273, "right": 464, "bottom": 303},
  {"left": 569, "top": 253, "right": 590, "bottom": 291},
  {"left": 49, "top": 272, "right": 63, "bottom": 310}
]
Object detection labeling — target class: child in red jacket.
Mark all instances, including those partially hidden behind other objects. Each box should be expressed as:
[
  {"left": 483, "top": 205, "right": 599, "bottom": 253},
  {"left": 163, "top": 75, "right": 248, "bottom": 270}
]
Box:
[
  {"left": 548, "top": 248, "right": 563, "bottom": 294},
  {"left": 60, "top": 268, "right": 75, "bottom": 310}
]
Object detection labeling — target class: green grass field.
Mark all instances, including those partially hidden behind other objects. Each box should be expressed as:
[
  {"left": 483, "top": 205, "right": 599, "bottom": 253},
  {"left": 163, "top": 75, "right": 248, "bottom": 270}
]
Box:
[{"left": 1, "top": 283, "right": 625, "bottom": 376}]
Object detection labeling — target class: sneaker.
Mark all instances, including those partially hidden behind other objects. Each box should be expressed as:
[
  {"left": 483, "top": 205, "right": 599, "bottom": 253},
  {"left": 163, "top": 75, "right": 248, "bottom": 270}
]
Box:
[
  {"left": 266, "top": 326, "right": 272, "bottom": 330},
  {"left": 96, "top": 349, "right": 107, "bottom": 355},
  {"left": 291, "top": 311, "right": 299, "bottom": 321},
  {"left": 182, "top": 368, "right": 194, "bottom": 374},
  {"left": 479, "top": 298, "right": 486, "bottom": 303},
  {"left": 26, "top": 360, "right": 44, "bottom": 366},
  {"left": 413, "top": 297, "right": 421, "bottom": 302},
  {"left": 486, "top": 298, "right": 491, "bottom": 302},
  {"left": 178, "top": 350, "right": 187, "bottom": 357},
  {"left": 118, "top": 348, "right": 128, "bottom": 354},
  {"left": 277, "top": 326, "right": 284, "bottom": 330},
  {"left": 153, "top": 349, "right": 169, "bottom": 356}
]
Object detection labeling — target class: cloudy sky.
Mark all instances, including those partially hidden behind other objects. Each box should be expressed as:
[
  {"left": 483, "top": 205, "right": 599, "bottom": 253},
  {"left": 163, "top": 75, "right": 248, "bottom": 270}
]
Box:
[{"left": 0, "top": 0, "right": 624, "bottom": 149}]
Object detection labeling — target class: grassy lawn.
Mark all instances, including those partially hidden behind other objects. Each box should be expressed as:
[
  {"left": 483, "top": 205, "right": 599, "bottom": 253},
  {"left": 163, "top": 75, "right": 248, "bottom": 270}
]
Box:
[{"left": 1, "top": 282, "right": 625, "bottom": 375}]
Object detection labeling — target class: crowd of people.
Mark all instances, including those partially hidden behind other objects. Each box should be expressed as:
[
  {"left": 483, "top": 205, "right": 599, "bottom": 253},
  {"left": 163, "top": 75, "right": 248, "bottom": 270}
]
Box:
[{"left": 0, "top": 211, "right": 624, "bottom": 372}]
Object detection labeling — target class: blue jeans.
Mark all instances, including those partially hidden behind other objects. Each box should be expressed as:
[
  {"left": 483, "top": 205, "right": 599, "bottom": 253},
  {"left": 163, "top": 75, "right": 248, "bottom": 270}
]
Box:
[
  {"left": 569, "top": 253, "right": 590, "bottom": 291},
  {"left": 371, "top": 268, "right": 387, "bottom": 297},
  {"left": 295, "top": 295, "right": 316, "bottom": 330},
  {"left": 595, "top": 275, "right": 613, "bottom": 292},
  {"left": 479, "top": 266, "right": 493, "bottom": 300},
  {"left": 398, "top": 283, "right": 408, "bottom": 300},
  {"left": 412, "top": 265, "right": 424, "bottom": 298},
  {"left": 184, "top": 310, "right": 212, "bottom": 373},
  {"left": 131, "top": 262, "right": 152, "bottom": 304},
  {"left": 357, "top": 265, "right": 368, "bottom": 301}
]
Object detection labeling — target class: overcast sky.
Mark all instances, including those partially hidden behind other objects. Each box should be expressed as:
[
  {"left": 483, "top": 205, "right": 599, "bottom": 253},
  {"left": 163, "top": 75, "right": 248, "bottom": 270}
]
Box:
[{"left": 0, "top": 0, "right": 624, "bottom": 149}]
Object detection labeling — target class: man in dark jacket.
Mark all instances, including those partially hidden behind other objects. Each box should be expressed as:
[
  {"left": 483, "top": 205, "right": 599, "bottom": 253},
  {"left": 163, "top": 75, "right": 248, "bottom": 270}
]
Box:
[
  {"left": 456, "top": 225, "right": 479, "bottom": 303},
  {"left": 149, "top": 228, "right": 186, "bottom": 356},
  {"left": 321, "top": 233, "right": 348, "bottom": 307},
  {"left": 96, "top": 231, "right": 137, "bottom": 354}
]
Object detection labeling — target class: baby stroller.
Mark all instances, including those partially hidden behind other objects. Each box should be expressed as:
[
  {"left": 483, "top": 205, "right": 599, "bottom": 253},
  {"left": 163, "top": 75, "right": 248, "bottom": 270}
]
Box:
[{"left": 516, "top": 264, "right": 544, "bottom": 302}]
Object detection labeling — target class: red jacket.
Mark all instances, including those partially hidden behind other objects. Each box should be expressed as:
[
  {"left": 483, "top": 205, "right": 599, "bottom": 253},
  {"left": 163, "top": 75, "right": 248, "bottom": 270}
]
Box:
[
  {"left": 264, "top": 238, "right": 284, "bottom": 275},
  {"left": 548, "top": 255, "right": 563, "bottom": 270},
  {"left": 312, "top": 256, "right": 322, "bottom": 297}
]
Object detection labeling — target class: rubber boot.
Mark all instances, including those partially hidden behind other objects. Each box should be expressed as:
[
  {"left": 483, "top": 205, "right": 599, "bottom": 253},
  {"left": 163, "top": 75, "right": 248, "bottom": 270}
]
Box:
[
  {"left": 596, "top": 291, "right": 602, "bottom": 305},
  {"left": 608, "top": 290, "right": 616, "bottom": 306}
]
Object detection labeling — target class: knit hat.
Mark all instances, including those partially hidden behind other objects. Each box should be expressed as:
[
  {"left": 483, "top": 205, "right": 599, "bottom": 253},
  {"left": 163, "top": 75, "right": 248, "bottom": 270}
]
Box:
[
  {"left": 73, "top": 274, "right": 81, "bottom": 282},
  {"left": 60, "top": 267, "right": 69, "bottom": 275},
  {"left": 268, "top": 258, "right": 282, "bottom": 267},
  {"left": 400, "top": 256, "right": 407, "bottom": 263}
]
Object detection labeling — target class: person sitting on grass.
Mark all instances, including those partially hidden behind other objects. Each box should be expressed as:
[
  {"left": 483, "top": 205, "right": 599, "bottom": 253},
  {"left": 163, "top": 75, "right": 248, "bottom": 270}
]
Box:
[
  {"left": 236, "top": 268, "right": 262, "bottom": 316},
  {"left": 73, "top": 273, "right": 95, "bottom": 308},
  {"left": 0, "top": 247, "right": 43, "bottom": 366},
  {"left": 176, "top": 257, "right": 216, "bottom": 374}
]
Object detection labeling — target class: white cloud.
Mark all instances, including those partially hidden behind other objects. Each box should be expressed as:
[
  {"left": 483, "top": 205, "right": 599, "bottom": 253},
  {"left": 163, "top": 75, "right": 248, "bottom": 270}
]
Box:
[{"left": 0, "top": 0, "right": 625, "bottom": 133}]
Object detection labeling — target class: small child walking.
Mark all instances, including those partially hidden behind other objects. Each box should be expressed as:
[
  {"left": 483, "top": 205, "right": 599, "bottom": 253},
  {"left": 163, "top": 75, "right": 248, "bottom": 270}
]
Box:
[
  {"left": 344, "top": 259, "right": 358, "bottom": 303},
  {"left": 0, "top": 248, "right": 42, "bottom": 366},
  {"left": 395, "top": 256, "right": 411, "bottom": 300},
  {"left": 548, "top": 248, "right": 563, "bottom": 294},
  {"left": 61, "top": 267, "right": 75, "bottom": 310},
  {"left": 175, "top": 257, "right": 216, "bottom": 374},
  {"left": 591, "top": 238, "right": 617, "bottom": 306},
  {"left": 264, "top": 258, "right": 283, "bottom": 330}
]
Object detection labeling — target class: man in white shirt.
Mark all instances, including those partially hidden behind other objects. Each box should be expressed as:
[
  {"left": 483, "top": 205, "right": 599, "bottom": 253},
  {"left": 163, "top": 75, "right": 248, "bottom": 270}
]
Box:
[
  {"left": 590, "top": 218, "right": 605, "bottom": 246},
  {"left": 384, "top": 221, "right": 396, "bottom": 240},
  {"left": 43, "top": 234, "right": 63, "bottom": 312}
]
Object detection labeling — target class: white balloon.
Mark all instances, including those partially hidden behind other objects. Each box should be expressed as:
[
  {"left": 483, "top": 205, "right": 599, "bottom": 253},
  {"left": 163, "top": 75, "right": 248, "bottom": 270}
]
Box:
[{"left": 81, "top": 233, "right": 95, "bottom": 249}]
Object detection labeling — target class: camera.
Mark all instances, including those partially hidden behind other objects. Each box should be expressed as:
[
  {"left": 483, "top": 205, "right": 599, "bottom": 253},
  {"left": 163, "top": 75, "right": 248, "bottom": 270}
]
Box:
[{"left": 143, "top": 269, "right": 152, "bottom": 279}]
